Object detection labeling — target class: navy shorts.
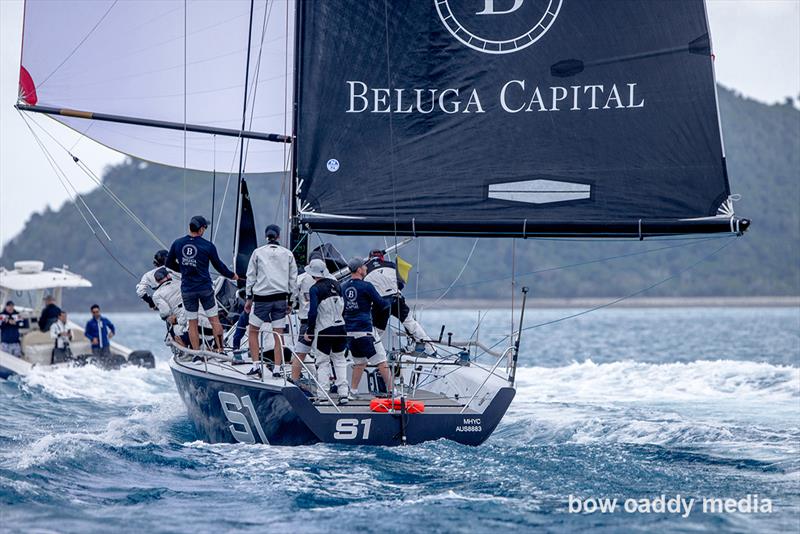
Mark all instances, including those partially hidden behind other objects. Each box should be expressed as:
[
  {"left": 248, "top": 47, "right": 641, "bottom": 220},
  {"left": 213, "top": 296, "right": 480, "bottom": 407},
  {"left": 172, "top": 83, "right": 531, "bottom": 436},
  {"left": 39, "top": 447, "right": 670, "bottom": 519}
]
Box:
[
  {"left": 313, "top": 325, "right": 347, "bottom": 355},
  {"left": 182, "top": 290, "right": 217, "bottom": 320},
  {"left": 349, "top": 334, "right": 386, "bottom": 365},
  {"left": 348, "top": 334, "right": 377, "bottom": 360},
  {"left": 249, "top": 300, "right": 287, "bottom": 329}
]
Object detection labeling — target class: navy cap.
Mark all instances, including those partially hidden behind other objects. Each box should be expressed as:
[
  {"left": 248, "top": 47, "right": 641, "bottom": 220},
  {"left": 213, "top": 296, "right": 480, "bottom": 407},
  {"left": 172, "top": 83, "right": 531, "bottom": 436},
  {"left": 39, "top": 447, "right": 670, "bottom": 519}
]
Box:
[
  {"left": 5, "top": 300, "right": 13, "bottom": 307},
  {"left": 189, "top": 215, "right": 209, "bottom": 231},
  {"left": 265, "top": 224, "right": 281, "bottom": 239},
  {"left": 154, "top": 267, "right": 169, "bottom": 283}
]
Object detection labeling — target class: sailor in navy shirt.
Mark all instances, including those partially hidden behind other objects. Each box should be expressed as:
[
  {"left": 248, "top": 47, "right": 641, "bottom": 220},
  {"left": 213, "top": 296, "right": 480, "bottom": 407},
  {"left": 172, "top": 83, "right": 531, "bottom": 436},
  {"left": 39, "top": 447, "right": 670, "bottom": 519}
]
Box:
[
  {"left": 342, "top": 257, "right": 392, "bottom": 394},
  {"left": 1, "top": 301, "right": 29, "bottom": 357},
  {"left": 166, "top": 215, "right": 238, "bottom": 350}
]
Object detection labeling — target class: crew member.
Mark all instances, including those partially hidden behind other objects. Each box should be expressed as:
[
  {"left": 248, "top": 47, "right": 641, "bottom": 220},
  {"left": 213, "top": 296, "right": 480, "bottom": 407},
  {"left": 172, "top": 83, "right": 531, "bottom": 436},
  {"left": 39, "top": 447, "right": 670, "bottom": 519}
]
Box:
[
  {"left": 364, "top": 249, "right": 434, "bottom": 354},
  {"left": 136, "top": 249, "right": 180, "bottom": 309},
  {"left": 290, "top": 265, "right": 316, "bottom": 382},
  {"left": 85, "top": 304, "right": 115, "bottom": 358},
  {"left": 152, "top": 268, "right": 188, "bottom": 346},
  {"left": 244, "top": 224, "right": 297, "bottom": 378},
  {"left": 304, "top": 259, "right": 349, "bottom": 403},
  {"left": 342, "top": 257, "right": 392, "bottom": 395},
  {"left": 1, "top": 301, "right": 29, "bottom": 357},
  {"left": 166, "top": 215, "right": 239, "bottom": 350},
  {"left": 49, "top": 311, "right": 72, "bottom": 363},
  {"left": 38, "top": 295, "right": 61, "bottom": 332}
]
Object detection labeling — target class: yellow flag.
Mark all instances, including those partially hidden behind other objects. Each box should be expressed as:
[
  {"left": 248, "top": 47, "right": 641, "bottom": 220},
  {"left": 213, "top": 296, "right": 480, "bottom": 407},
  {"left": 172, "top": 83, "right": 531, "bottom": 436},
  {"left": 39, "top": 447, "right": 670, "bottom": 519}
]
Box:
[{"left": 396, "top": 255, "right": 413, "bottom": 283}]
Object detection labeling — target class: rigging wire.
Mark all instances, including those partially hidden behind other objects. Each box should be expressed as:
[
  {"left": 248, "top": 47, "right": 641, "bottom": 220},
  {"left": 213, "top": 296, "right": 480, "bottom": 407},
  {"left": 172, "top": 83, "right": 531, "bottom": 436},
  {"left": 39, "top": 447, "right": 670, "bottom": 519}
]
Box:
[
  {"left": 415, "top": 235, "right": 731, "bottom": 298},
  {"left": 210, "top": 135, "right": 217, "bottom": 242},
  {"left": 242, "top": 0, "right": 274, "bottom": 172},
  {"left": 18, "top": 112, "right": 138, "bottom": 279},
  {"left": 232, "top": 0, "right": 257, "bottom": 265},
  {"left": 183, "top": 0, "right": 188, "bottom": 230},
  {"left": 511, "top": 238, "right": 516, "bottom": 342},
  {"left": 281, "top": 0, "right": 291, "bottom": 234},
  {"left": 19, "top": 113, "right": 111, "bottom": 242},
  {"left": 382, "top": 0, "right": 402, "bottom": 352},
  {"left": 480, "top": 237, "right": 738, "bottom": 355},
  {"left": 24, "top": 113, "right": 166, "bottom": 249},
  {"left": 420, "top": 238, "right": 479, "bottom": 309},
  {"left": 36, "top": 0, "right": 119, "bottom": 89}
]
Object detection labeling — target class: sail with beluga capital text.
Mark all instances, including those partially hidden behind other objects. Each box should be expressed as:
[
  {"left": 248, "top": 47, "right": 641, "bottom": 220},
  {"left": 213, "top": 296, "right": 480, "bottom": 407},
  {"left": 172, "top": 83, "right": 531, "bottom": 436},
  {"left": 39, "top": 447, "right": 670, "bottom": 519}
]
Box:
[{"left": 294, "top": 0, "right": 748, "bottom": 238}]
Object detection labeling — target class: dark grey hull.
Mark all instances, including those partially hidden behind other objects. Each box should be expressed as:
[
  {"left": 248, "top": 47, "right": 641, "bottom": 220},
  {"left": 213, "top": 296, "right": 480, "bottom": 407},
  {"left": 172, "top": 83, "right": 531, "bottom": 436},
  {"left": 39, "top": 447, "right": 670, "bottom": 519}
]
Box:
[
  {"left": 170, "top": 357, "right": 515, "bottom": 447},
  {"left": 170, "top": 358, "right": 318, "bottom": 446},
  {"left": 283, "top": 386, "right": 515, "bottom": 446}
]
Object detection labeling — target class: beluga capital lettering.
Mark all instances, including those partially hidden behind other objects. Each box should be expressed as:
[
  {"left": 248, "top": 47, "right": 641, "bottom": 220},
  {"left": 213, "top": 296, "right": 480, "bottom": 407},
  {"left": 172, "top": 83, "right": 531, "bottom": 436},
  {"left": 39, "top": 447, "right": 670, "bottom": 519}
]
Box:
[
  {"left": 346, "top": 81, "right": 485, "bottom": 114},
  {"left": 345, "top": 80, "right": 644, "bottom": 114}
]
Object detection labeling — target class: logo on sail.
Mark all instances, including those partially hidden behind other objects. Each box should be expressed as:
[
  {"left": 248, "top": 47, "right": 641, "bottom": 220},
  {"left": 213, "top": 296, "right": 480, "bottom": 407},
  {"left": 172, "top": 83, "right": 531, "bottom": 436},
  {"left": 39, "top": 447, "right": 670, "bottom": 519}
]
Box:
[{"left": 435, "top": 0, "right": 563, "bottom": 54}]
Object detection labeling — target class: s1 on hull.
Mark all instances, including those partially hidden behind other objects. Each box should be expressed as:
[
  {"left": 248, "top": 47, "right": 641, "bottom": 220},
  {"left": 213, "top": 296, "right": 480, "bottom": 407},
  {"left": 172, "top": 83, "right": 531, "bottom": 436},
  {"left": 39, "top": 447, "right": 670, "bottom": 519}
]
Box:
[{"left": 169, "top": 349, "right": 516, "bottom": 447}]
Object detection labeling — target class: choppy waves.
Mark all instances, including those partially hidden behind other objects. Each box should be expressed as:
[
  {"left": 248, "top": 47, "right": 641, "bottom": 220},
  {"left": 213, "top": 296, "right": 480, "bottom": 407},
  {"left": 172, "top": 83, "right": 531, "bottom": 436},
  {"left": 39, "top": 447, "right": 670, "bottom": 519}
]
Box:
[
  {"left": 1, "top": 308, "right": 799, "bottom": 533},
  {"left": 514, "top": 359, "right": 800, "bottom": 404}
]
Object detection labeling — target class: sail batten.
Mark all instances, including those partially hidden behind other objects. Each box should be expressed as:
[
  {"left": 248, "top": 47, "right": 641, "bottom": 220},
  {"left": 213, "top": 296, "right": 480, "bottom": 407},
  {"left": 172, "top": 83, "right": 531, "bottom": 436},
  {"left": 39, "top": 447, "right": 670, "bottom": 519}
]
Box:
[{"left": 294, "top": 0, "right": 743, "bottom": 238}]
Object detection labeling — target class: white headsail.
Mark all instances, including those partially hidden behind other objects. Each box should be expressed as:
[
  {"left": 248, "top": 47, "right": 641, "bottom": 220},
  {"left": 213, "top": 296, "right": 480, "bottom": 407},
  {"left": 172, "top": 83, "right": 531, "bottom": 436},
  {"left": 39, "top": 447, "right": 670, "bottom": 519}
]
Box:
[{"left": 18, "top": 0, "right": 293, "bottom": 172}]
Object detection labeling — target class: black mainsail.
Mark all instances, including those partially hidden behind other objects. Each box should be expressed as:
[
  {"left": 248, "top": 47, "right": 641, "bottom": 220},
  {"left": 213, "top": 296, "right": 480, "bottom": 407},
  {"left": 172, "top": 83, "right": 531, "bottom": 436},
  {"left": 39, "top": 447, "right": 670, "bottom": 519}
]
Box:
[{"left": 292, "top": 0, "right": 748, "bottom": 238}]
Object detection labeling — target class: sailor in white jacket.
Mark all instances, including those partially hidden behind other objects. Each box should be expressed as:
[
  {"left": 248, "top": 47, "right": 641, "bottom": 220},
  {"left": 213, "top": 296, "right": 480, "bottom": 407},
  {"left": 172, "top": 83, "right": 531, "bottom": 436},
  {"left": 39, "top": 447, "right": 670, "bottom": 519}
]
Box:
[
  {"left": 364, "top": 249, "right": 434, "bottom": 354},
  {"left": 244, "top": 225, "right": 298, "bottom": 377},
  {"left": 49, "top": 311, "right": 73, "bottom": 363},
  {"left": 136, "top": 249, "right": 180, "bottom": 310},
  {"left": 152, "top": 268, "right": 187, "bottom": 346},
  {"left": 290, "top": 269, "right": 316, "bottom": 381}
]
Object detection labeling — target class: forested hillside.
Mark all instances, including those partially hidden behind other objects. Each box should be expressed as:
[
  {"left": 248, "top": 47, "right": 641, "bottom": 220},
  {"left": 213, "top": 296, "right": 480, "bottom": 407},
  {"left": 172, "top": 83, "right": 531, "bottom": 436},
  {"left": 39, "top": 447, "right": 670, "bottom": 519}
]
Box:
[{"left": 1, "top": 87, "right": 798, "bottom": 310}]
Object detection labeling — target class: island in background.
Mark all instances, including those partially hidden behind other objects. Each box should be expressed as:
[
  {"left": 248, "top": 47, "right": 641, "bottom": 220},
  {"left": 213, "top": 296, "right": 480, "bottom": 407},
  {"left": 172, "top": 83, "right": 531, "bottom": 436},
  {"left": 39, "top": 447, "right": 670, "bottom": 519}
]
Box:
[{"left": 1, "top": 87, "right": 798, "bottom": 311}]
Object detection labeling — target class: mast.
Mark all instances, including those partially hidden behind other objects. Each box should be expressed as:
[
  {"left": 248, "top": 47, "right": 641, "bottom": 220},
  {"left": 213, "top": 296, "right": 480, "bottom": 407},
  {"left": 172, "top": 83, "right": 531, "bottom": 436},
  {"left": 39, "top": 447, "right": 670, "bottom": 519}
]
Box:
[
  {"left": 232, "top": 0, "right": 256, "bottom": 267},
  {"left": 288, "top": 0, "right": 307, "bottom": 266}
]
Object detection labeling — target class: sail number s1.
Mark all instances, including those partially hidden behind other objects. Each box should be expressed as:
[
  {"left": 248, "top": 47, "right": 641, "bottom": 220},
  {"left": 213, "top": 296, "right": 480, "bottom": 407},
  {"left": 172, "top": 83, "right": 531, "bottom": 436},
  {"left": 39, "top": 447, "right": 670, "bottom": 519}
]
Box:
[
  {"left": 334, "top": 418, "right": 371, "bottom": 440},
  {"left": 218, "top": 391, "right": 269, "bottom": 445}
]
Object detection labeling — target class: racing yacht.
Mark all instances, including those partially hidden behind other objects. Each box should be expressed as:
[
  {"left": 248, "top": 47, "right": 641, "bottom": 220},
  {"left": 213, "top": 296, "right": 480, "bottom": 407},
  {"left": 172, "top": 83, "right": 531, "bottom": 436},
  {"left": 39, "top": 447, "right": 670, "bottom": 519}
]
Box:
[{"left": 13, "top": 0, "right": 749, "bottom": 445}]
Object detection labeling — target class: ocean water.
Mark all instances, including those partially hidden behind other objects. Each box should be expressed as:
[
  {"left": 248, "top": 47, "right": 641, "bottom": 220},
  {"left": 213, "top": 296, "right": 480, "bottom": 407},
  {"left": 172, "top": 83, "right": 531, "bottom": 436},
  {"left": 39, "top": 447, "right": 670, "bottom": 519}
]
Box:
[{"left": 1, "top": 307, "right": 798, "bottom": 533}]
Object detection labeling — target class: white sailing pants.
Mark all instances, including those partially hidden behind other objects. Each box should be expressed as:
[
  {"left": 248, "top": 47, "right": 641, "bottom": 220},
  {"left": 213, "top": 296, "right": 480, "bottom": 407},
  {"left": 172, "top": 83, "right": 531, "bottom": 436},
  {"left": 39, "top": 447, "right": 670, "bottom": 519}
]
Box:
[{"left": 315, "top": 350, "right": 348, "bottom": 398}]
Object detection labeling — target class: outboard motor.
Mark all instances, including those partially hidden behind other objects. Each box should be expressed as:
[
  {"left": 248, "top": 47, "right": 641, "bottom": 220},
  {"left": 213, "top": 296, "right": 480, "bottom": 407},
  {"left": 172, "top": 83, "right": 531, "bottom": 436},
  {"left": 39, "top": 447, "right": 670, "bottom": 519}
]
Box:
[{"left": 127, "top": 350, "right": 156, "bottom": 369}]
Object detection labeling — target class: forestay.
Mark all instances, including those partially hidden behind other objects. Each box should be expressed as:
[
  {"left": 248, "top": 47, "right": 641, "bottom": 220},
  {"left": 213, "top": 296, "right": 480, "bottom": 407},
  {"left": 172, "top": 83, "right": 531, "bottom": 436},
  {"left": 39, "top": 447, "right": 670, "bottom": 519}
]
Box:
[
  {"left": 18, "top": 0, "right": 292, "bottom": 172},
  {"left": 295, "top": 0, "right": 742, "bottom": 237}
]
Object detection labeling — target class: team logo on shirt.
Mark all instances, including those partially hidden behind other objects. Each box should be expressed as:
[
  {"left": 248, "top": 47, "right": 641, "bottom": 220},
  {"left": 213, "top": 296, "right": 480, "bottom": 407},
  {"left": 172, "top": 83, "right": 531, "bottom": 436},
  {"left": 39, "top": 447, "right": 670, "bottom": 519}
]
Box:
[
  {"left": 182, "top": 244, "right": 198, "bottom": 267},
  {"left": 435, "top": 0, "right": 562, "bottom": 55}
]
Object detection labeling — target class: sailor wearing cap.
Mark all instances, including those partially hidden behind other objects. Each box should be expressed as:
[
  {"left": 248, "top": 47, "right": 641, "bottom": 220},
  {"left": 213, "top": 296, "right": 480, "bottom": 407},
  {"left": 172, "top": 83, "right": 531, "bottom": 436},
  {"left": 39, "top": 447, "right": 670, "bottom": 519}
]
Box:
[
  {"left": 364, "top": 249, "right": 435, "bottom": 354},
  {"left": 341, "top": 257, "right": 392, "bottom": 395},
  {"left": 166, "top": 215, "right": 239, "bottom": 350},
  {"left": 152, "top": 267, "right": 188, "bottom": 346},
  {"left": 136, "top": 249, "right": 180, "bottom": 310},
  {"left": 244, "top": 224, "right": 298, "bottom": 377},
  {"left": 304, "top": 259, "right": 349, "bottom": 403}
]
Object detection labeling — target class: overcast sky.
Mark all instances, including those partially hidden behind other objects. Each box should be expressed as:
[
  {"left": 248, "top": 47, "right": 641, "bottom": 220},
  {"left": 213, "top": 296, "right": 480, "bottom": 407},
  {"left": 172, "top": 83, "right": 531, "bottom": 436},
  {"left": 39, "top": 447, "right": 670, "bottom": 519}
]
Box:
[{"left": 1, "top": 0, "right": 799, "bottom": 254}]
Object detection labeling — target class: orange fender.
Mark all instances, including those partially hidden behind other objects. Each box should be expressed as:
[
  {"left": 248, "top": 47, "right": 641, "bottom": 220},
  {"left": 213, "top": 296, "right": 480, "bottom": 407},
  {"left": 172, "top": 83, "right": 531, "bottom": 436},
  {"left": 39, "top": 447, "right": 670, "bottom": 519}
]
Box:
[{"left": 369, "top": 398, "right": 425, "bottom": 414}]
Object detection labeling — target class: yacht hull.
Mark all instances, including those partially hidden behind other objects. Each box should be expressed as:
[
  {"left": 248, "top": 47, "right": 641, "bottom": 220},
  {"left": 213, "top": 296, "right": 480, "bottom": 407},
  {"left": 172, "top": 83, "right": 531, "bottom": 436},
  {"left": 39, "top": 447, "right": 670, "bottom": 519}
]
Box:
[
  {"left": 169, "top": 356, "right": 514, "bottom": 447},
  {"left": 170, "top": 357, "right": 318, "bottom": 446}
]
